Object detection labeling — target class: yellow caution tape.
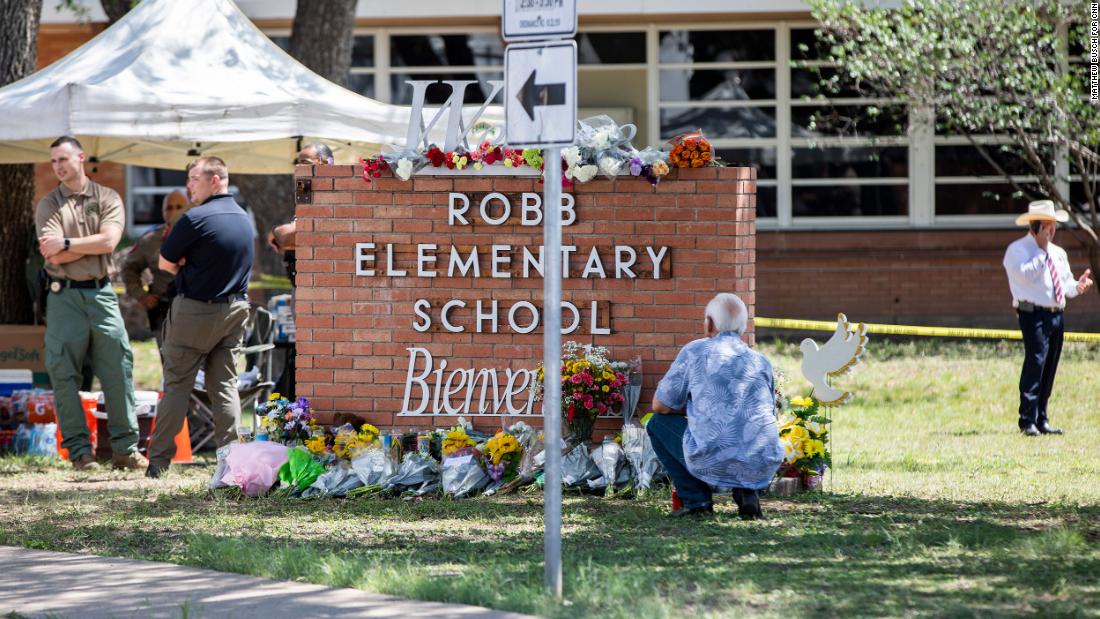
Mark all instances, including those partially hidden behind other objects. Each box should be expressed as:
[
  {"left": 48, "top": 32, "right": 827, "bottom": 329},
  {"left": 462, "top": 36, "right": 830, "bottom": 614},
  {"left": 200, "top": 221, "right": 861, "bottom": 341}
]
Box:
[
  {"left": 113, "top": 276, "right": 292, "bottom": 296},
  {"left": 754, "top": 316, "right": 1100, "bottom": 343}
]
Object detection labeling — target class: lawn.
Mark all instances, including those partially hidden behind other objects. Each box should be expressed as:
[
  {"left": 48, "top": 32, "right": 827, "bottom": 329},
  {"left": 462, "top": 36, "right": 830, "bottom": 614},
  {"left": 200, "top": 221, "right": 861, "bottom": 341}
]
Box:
[{"left": 1, "top": 338, "right": 1098, "bottom": 618}]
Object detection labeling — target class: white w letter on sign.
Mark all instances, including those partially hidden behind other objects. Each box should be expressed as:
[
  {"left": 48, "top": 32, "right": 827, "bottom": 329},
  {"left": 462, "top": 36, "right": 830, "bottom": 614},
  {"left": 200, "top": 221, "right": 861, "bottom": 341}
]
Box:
[{"left": 405, "top": 80, "right": 505, "bottom": 152}]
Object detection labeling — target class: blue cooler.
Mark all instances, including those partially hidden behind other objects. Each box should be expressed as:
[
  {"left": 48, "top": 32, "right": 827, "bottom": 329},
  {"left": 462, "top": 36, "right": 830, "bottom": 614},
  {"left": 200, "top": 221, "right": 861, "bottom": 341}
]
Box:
[{"left": 0, "top": 370, "right": 33, "bottom": 397}]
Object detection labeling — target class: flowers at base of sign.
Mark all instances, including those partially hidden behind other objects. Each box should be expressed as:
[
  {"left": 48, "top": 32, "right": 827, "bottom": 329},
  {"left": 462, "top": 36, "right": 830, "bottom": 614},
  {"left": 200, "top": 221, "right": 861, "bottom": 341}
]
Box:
[
  {"left": 483, "top": 430, "right": 523, "bottom": 482},
  {"left": 257, "top": 394, "right": 315, "bottom": 444},
  {"left": 532, "top": 341, "right": 628, "bottom": 444},
  {"left": 667, "top": 131, "right": 714, "bottom": 169},
  {"left": 441, "top": 425, "right": 477, "bottom": 457},
  {"left": 330, "top": 422, "right": 382, "bottom": 460},
  {"left": 360, "top": 155, "right": 390, "bottom": 183},
  {"left": 777, "top": 395, "right": 830, "bottom": 480}
]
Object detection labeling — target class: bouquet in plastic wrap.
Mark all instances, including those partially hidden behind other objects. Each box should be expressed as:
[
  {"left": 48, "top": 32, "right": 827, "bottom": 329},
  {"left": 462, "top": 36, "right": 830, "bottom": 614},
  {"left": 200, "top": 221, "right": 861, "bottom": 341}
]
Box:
[
  {"left": 483, "top": 429, "right": 523, "bottom": 483},
  {"left": 256, "top": 393, "right": 315, "bottom": 444},
  {"left": 277, "top": 446, "right": 326, "bottom": 495},
  {"left": 441, "top": 450, "right": 489, "bottom": 498},
  {"left": 626, "top": 147, "right": 670, "bottom": 186},
  {"left": 382, "top": 452, "right": 441, "bottom": 496},
  {"left": 622, "top": 422, "right": 665, "bottom": 495},
  {"left": 302, "top": 461, "right": 364, "bottom": 498},
  {"left": 220, "top": 441, "right": 289, "bottom": 497},
  {"left": 667, "top": 130, "right": 714, "bottom": 168},
  {"left": 588, "top": 437, "right": 632, "bottom": 496},
  {"left": 440, "top": 425, "right": 488, "bottom": 497},
  {"left": 560, "top": 443, "right": 601, "bottom": 487}
]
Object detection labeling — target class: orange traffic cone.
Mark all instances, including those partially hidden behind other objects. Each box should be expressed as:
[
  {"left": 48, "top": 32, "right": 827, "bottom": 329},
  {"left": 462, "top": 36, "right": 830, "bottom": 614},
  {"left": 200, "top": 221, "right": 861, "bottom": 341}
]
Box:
[{"left": 148, "top": 416, "right": 194, "bottom": 464}]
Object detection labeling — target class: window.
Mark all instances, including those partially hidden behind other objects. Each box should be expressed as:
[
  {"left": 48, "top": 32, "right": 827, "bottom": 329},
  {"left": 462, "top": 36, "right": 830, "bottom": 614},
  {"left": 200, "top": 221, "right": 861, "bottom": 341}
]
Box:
[
  {"left": 788, "top": 27, "right": 908, "bottom": 221},
  {"left": 658, "top": 28, "right": 778, "bottom": 220},
  {"left": 387, "top": 33, "right": 502, "bottom": 105}
]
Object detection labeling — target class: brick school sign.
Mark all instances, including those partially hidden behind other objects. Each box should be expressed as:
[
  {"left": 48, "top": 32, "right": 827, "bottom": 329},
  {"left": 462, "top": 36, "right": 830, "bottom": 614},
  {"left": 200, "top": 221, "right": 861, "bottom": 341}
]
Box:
[{"left": 294, "top": 166, "right": 757, "bottom": 430}]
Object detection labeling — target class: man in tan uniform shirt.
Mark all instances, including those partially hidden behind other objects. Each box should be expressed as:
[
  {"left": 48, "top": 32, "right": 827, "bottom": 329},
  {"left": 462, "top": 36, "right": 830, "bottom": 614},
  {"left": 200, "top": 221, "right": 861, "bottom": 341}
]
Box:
[
  {"left": 121, "top": 190, "right": 191, "bottom": 343},
  {"left": 35, "top": 136, "right": 145, "bottom": 471}
]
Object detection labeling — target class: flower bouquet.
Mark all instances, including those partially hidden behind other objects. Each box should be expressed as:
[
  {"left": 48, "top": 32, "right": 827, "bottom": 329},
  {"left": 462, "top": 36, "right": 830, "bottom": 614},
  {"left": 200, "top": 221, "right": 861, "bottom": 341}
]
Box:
[
  {"left": 257, "top": 393, "right": 315, "bottom": 445},
  {"left": 533, "top": 341, "right": 628, "bottom": 444},
  {"left": 667, "top": 130, "right": 714, "bottom": 168},
  {"left": 332, "top": 422, "right": 381, "bottom": 460},
  {"left": 483, "top": 430, "right": 523, "bottom": 483},
  {"left": 777, "top": 395, "right": 830, "bottom": 488}
]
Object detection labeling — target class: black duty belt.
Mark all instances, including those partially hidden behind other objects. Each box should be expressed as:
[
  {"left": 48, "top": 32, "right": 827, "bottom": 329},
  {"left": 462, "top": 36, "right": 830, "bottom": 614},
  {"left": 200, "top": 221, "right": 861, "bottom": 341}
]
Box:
[
  {"left": 49, "top": 277, "right": 109, "bottom": 292},
  {"left": 183, "top": 293, "right": 248, "bottom": 304},
  {"left": 1017, "top": 301, "right": 1062, "bottom": 313}
]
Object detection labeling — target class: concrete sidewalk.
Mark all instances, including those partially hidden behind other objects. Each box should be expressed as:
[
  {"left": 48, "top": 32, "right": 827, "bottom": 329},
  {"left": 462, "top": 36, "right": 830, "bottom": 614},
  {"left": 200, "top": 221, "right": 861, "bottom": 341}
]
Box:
[{"left": 1, "top": 546, "right": 539, "bottom": 619}]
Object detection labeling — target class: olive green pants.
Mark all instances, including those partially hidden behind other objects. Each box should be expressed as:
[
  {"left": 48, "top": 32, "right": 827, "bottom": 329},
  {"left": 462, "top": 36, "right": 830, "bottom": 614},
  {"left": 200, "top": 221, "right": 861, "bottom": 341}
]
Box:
[
  {"left": 44, "top": 284, "right": 137, "bottom": 460},
  {"left": 148, "top": 298, "right": 250, "bottom": 467}
]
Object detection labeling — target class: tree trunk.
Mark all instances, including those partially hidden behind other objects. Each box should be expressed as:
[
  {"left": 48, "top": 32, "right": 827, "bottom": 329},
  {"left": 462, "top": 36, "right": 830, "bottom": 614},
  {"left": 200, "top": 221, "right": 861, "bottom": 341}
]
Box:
[
  {"left": 99, "top": 0, "right": 132, "bottom": 24},
  {"left": 239, "top": 0, "right": 357, "bottom": 275},
  {"left": 0, "top": 0, "right": 42, "bottom": 324},
  {"left": 289, "top": 0, "right": 356, "bottom": 87}
]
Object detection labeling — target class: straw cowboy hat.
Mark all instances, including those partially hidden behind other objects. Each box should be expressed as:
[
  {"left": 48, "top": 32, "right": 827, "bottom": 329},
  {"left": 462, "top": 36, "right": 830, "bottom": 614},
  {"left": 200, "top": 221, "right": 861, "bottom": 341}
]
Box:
[{"left": 1015, "top": 199, "right": 1069, "bottom": 225}]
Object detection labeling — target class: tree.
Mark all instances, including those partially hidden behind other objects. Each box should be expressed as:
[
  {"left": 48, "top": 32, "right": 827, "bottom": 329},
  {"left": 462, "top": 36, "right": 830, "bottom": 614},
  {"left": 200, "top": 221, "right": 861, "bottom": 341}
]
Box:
[
  {"left": 235, "top": 0, "right": 357, "bottom": 274},
  {"left": 0, "top": 0, "right": 42, "bottom": 324},
  {"left": 808, "top": 0, "right": 1100, "bottom": 294}
]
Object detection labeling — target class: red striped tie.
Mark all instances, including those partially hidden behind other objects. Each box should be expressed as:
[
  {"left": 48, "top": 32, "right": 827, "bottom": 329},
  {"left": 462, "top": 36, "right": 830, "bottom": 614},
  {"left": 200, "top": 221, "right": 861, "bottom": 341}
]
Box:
[{"left": 1046, "top": 253, "right": 1064, "bottom": 305}]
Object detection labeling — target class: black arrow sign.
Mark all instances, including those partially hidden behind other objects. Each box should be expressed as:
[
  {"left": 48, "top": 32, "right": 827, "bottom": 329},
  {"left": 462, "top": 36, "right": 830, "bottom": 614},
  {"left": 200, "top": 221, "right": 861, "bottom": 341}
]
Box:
[{"left": 516, "top": 69, "right": 566, "bottom": 121}]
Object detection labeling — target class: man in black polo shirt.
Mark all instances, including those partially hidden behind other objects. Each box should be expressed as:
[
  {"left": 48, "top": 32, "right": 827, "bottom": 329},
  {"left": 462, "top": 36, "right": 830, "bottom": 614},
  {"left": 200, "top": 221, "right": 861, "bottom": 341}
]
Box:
[{"left": 146, "top": 156, "right": 253, "bottom": 478}]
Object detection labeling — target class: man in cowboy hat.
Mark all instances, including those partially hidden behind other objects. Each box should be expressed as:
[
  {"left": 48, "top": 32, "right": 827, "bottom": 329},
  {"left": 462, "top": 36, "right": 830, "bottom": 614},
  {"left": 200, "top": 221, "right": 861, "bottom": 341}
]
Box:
[{"left": 1003, "top": 200, "right": 1093, "bottom": 436}]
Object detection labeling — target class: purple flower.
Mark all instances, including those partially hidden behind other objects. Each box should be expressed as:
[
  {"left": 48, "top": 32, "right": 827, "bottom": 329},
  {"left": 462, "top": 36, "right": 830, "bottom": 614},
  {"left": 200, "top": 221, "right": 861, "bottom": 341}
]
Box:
[
  {"left": 629, "top": 157, "right": 643, "bottom": 176},
  {"left": 296, "top": 397, "right": 310, "bottom": 410},
  {"left": 487, "top": 462, "right": 506, "bottom": 481}
]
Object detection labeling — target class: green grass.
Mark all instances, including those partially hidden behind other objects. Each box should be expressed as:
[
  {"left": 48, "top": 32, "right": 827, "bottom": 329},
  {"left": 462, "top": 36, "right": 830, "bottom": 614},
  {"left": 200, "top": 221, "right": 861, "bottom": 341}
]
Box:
[{"left": 3, "top": 339, "right": 1099, "bottom": 617}]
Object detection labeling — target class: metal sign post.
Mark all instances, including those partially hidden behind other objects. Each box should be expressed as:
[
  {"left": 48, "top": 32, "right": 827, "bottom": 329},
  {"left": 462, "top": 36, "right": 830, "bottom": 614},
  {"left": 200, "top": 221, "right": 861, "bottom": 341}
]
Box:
[
  {"left": 542, "top": 148, "right": 563, "bottom": 597},
  {"left": 502, "top": 0, "right": 576, "bottom": 599}
]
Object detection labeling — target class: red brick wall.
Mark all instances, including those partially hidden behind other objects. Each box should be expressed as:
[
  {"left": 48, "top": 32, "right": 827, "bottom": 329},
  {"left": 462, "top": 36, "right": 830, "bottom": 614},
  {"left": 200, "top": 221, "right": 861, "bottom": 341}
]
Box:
[
  {"left": 757, "top": 229, "right": 1100, "bottom": 331},
  {"left": 295, "top": 166, "right": 757, "bottom": 430}
]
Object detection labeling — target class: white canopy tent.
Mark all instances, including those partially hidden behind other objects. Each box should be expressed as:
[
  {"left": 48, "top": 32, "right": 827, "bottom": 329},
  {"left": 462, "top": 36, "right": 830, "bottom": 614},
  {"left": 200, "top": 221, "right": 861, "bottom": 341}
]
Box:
[{"left": 0, "top": 0, "right": 500, "bottom": 173}]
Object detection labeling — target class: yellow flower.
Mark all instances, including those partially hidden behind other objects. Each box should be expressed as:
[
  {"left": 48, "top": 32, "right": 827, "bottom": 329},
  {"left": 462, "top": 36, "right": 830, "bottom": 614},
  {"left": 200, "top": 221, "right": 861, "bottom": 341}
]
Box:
[
  {"left": 601, "top": 385, "right": 609, "bottom": 392},
  {"left": 305, "top": 435, "right": 327, "bottom": 456},
  {"left": 269, "top": 393, "right": 281, "bottom": 401},
  {"left": 504, "top": 158, "right": 514, "bottom": 168},
  {"left": 442, "top": 427, "right": 476, "bottom": 456},
  {"left": 788, "top": 425, "right": 809, "bottom": 441},
  {"left": 789, "top": 396, "right": 814, "bottom": 408}
]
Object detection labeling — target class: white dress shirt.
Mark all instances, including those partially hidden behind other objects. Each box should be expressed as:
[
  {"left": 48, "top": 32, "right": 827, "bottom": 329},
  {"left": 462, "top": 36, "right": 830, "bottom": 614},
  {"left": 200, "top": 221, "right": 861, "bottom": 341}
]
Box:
[{"left": 1003, "top": 234, "right": 1079, "bottom": 309}]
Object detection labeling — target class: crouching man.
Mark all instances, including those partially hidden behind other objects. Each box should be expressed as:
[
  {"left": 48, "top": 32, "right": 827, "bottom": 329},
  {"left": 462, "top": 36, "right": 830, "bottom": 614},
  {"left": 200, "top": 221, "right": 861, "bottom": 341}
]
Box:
[{"left": 649, "top": 293, "right": 784, "bottom": 519}]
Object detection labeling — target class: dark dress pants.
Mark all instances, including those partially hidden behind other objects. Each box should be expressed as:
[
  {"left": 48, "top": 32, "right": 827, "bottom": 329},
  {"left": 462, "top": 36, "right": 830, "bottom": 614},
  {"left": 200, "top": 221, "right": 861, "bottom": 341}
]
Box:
[{"left": 1017, "top": 308, "right": 1064, "bottom": 429}]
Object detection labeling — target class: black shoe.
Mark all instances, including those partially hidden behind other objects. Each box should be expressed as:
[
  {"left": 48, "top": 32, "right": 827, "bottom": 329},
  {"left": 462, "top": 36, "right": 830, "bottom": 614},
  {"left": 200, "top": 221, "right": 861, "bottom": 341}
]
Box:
[
  {"left": 670, "top": 505, "right": 714, "bottom": 518},
  {"left": 145, "top": 463, "right": 167, "bottom": 479},
  {"left": 1038, "top": 423, "right": 1064, "bottom": 435},
  {"left": 738, "top": 490, "right": 763, "bottom": 520},
  {"left": 1020, "top": 424, "right": 1041, "bottom": 437},
  {"left": 731, "top": 488, "right": 744, "bottom": 510}
]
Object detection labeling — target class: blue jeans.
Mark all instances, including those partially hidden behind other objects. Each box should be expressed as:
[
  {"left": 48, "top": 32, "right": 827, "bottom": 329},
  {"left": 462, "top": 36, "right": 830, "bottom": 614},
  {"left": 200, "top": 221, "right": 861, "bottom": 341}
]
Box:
[
  {"left": 647, "top": 414, "right": 712, "bottom": 509},
  {"left": 1017, "top": 308, "right": 1063, "bottom": 429}
]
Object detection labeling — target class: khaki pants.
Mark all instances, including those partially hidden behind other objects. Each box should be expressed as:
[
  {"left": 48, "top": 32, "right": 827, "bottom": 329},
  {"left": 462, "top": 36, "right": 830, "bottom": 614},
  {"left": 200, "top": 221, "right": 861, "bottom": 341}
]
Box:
[
  {"left": 148, "top": 297, "right": 250, "bottom": 467},
  {"left": 44, "top": 284, "right": 137, "bottom": 460}
]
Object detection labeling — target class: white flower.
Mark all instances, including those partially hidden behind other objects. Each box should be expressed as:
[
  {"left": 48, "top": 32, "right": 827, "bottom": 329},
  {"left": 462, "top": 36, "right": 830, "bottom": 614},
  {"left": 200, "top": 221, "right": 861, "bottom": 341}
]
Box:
[
  {"left": 395, "top": 158, "right": 414, "bottom": 181},
  {"left": 598, "top": 156, "right": 622, "bottom": 177},
  {"left": 591, "top": 127, "right": 613, "bottom": 150},
  {"left": 573, "top": 164, "right": 598, "bottom": 183},
  {"left": 562, "top": 146, "right": 581, "bottom": 168}
]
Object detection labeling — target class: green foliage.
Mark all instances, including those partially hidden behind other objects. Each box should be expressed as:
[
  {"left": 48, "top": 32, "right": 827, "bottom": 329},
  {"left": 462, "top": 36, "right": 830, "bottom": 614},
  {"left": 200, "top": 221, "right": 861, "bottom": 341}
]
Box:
[{"left": 807, "top": 0, "right": 1100, "bottom": 230}]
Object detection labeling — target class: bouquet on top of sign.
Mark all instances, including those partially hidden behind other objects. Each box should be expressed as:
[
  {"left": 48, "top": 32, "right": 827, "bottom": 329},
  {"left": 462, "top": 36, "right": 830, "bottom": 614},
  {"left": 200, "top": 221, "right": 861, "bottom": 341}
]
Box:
[
  {"left": 666, "top": 131, "right": 714, "bottom": 169},
  {"left": 531, "top": 341, "right": 628, "bottom": 444},
  {"left": 359, "top": 116, "right": 721, "bottom": 187}
]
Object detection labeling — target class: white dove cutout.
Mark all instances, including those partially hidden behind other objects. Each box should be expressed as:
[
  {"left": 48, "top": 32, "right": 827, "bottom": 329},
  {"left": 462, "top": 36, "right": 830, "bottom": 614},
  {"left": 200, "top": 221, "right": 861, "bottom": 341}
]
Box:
[{"left": 799, "top": 313, "right": 868, "bottom": 406}]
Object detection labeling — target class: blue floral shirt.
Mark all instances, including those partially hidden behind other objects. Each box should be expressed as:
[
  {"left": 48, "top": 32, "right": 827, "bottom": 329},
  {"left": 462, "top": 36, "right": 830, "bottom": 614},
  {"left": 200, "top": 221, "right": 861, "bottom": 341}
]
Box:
[{"left": 654, "top": 332, "right": 784, "bottom": 490}]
